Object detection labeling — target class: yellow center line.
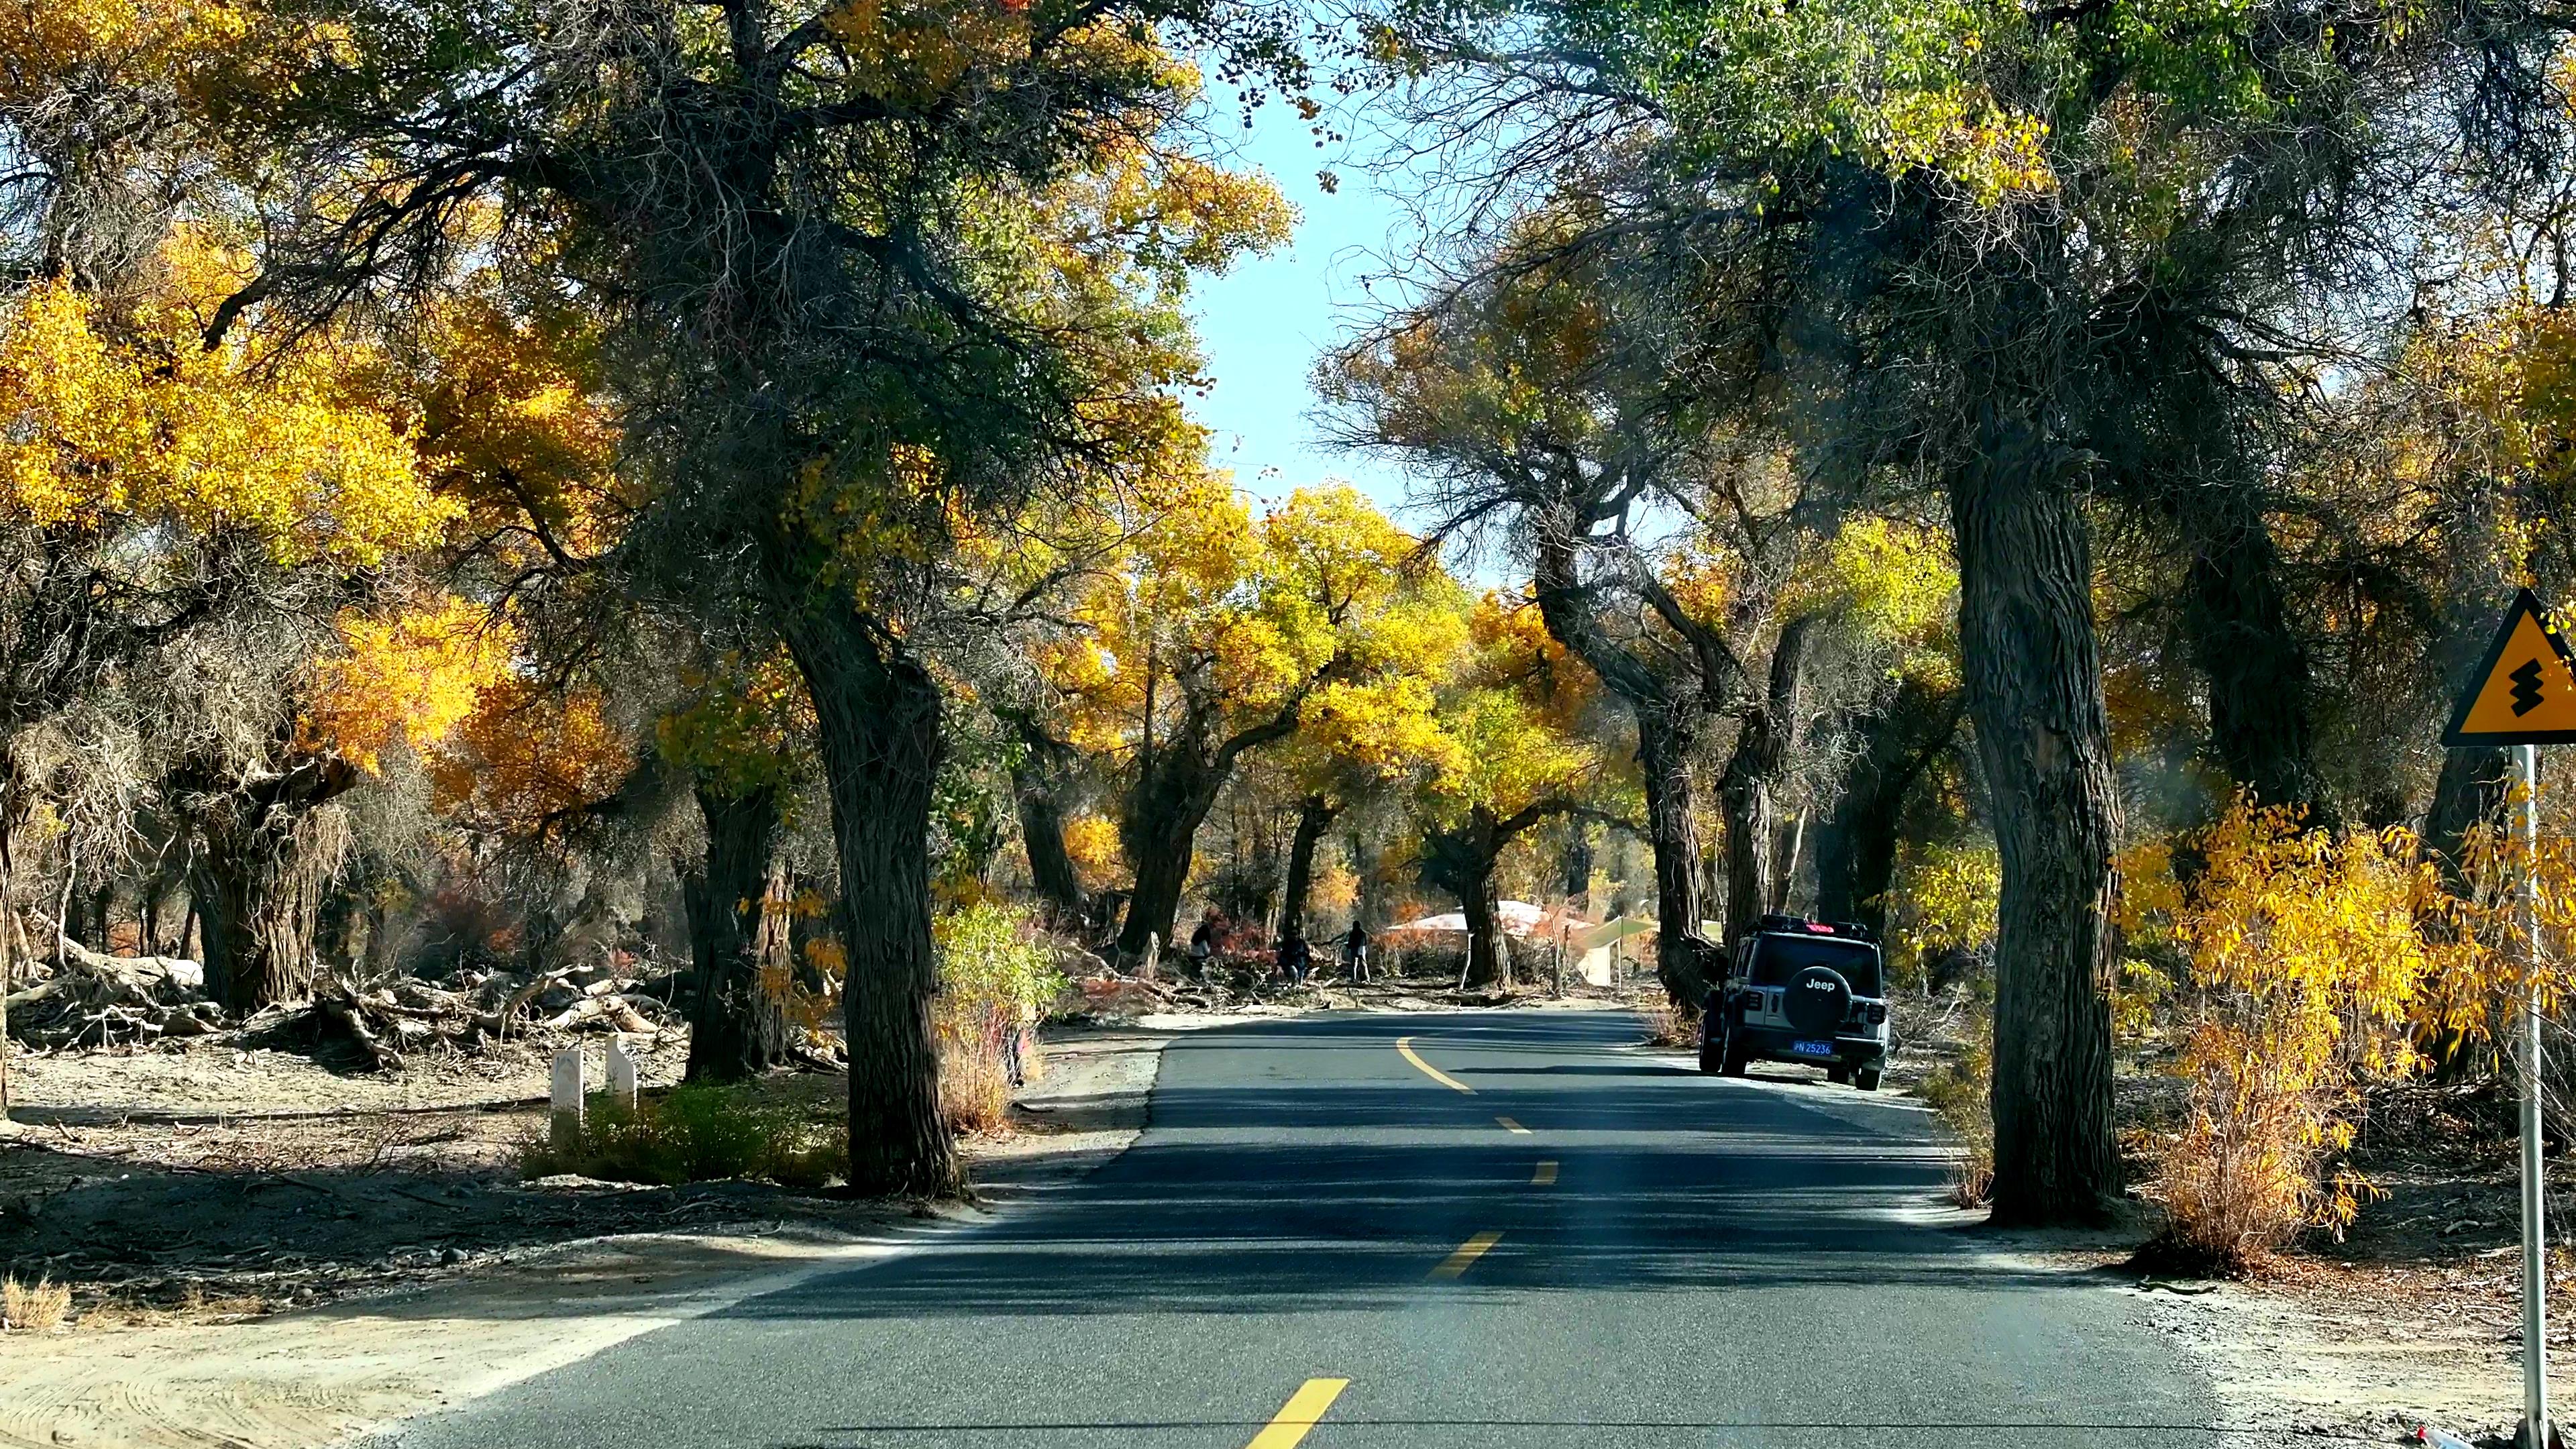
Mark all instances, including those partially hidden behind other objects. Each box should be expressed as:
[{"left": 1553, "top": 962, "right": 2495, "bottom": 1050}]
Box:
[
  {"left": 1243, "top": 1377, "right": 1350, "bottom": 1449},
  {"left": 1532, "top": 1159, "right": 1558, "bottom": 1185},
  {"left": 1496, "top": 1115, "right": 1531, "bottom": 1134},
  {"left": 1395, "top": 1035, "right": 1473, "bottom": 1093},
  {"left": 1429, "top": 1230, "right": 1504, "bottom": 1279}
]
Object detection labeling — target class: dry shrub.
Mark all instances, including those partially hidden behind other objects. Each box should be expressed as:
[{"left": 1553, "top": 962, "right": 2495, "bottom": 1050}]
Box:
[
  {"left": 938, "top": 1020, "right": 1016, "bottom": 1134},
  {"left": 518, "top": 1083, "right": 843, "bottom": 1189},
  {"left": 2120, "top": 797, "right": 2432, "bottom": 1273},
  {"left": 3, "top": 1276, "right": 71, "bottom": 1331},
  {"left": 1919, "top": 1038, "right": 1994, "bottom": 1207},
  {"left": 932, "top": 901, "right": 1063, "bottom": 1136},
  {"left": 1640, "top": 994, "right": 1694, "bottom": 1048}
]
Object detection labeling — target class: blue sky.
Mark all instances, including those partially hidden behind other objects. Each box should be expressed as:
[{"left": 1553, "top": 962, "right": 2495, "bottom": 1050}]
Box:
[{"left": 1183, "top": 96, "right": 1418, "bottom": 517}]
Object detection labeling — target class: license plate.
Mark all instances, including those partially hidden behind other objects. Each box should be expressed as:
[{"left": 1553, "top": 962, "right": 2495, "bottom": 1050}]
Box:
[{"left": 1790, "top": 1040, "right": 1837, "bottom": 1058}]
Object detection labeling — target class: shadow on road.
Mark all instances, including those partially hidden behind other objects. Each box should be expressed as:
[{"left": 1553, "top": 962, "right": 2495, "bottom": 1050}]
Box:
[{"left": 720, "top": 1011, "right": 2055, "bottom": 1326}]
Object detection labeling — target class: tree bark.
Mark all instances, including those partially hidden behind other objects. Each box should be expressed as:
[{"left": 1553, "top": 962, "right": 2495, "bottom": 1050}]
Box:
[
  {"left": 777, "top": 598, "right": 959, "bottom": 1199},
  {"left": 683, "top": 782, "right": 790, "bottom": 1083},
  {"left": 1557, "top": 818, "right": 1593, "bottom": 905},
  {"left": 1279, "top": 795, "right": 1338, "bottom": 938},
  {"left": 1950, "top": 398, "right": 2123, "bottom": 1228},
  {"left": 188, "top": 756, "right": 358, "bottom": 1013},
  {"left": 2180, "top": 496, "right": 2323, "bottom": 818},
  {"left": 195, "top": 820, "right": 335, "bottom": 1012},
  {"left": 1815, "top": 679, "right": 1966, "bottom": 938},
  {"left": 2427, "top": 745, "right": 2514, "bottom": 894},
  {"left": 1721, "top": 612, "right": 1823, "bottom": 941},
  {"left": 1529, "top": 515, "right": 1727, "bottom": 1014},
  {"left": 1113, "top": 692, "right": 1304, "bottom": 960},
  {"left": 1347, "top": 825, "right": 1383, "bottom": 930},
  {"left": 1458, "top": 856, "right": 1507, "bottom": 988},
  {"left": 1010, "top": 749, "right": 1088, "bottom": 929},
  {"left": 1635, "top": 706, "right": 1711, "bottom": 1008}
]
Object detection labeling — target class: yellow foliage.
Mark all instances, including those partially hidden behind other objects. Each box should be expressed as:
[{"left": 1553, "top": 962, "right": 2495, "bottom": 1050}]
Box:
[
  {"left": 411, "top": 293, "right": 623, "bottom": 557},
  {"left": 1061, "top": 814, "right": 1124, "bottom": 890},
  {"left": 302, "top": 598, "right": 515, "bottom": 773},
  {"left": 1053, "top": 480, "right": 1468, "bottom": 768},
  {"left": 0, "top": 275, "right": 452, "bottom": 565},
  {"left": 2123, "top": 798, "right": 2440, "bottom": 1265},
  {"left": 1887, "top": 839, "right": 1999, "bottom": 985}
]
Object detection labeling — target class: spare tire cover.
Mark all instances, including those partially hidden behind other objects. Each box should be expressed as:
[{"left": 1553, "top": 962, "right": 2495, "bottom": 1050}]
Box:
[{"left": 1783, "top": 965, "right": 1851, "bottom": 1036}]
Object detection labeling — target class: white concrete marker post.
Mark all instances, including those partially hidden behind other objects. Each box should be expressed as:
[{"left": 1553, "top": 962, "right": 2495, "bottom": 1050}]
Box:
[
  {"left": 550, "top": 1047, "right": 585, "bottom": 1148},
  {"left": 606, "top": 1037, "right": 639, "bottom": 1111}
]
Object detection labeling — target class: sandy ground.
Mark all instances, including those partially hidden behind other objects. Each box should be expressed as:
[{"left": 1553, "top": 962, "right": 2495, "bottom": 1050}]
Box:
[{"left": 0, "top": 1023, "right": 1175, "bottom": 1449}]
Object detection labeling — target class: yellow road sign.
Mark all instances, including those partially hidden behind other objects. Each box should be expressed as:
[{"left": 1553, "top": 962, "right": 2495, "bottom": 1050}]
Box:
[{"left": 2446, "top": 589, "right": 2576, "bottom": 745}]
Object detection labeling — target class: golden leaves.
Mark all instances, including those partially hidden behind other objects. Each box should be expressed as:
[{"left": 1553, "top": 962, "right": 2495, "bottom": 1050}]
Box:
[
  {"left": 0, "top": 276, "right": 454, "bottom": 565},
  {"left": 303, "top": 597, "right": 517, "bottom": 774}
]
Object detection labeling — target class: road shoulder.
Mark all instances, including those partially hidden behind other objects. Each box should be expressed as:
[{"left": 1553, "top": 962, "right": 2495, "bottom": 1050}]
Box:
[{"left": 0, "top": 1029, "right": 1178, "bottom": 1449}]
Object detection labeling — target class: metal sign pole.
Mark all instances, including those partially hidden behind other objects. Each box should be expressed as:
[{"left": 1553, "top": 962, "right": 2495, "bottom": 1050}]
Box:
[{"left": 2527, "top": 741, "right": 2553, "bottom": 1449}]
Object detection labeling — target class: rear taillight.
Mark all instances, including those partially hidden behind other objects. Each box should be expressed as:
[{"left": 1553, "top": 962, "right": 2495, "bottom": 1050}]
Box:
[{"left": 1867, "top": 1003, "right": 1887, "bottom": 1024}]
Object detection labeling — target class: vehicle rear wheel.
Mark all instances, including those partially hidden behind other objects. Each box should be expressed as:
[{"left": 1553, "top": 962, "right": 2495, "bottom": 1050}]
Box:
[
  {"left": 1720, "top": 1022, "right": 1750, "bottom": 1077},
  {"left": 1856, "top": 1067, "right": 1882, "bottom": 1092},
  {"left": 1698, "top": 1032, "right": 1723, "bottom": 1074}
]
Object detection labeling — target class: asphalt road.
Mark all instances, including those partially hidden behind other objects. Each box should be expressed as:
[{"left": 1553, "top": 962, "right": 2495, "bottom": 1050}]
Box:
[{"left": 390, "top": 1009, "right": 2236, "bottom": 1448}]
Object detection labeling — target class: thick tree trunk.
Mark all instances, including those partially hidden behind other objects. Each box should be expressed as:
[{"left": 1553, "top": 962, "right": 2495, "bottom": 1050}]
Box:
[
  {"left": 1279, "top": 795, "right": 1338, "bottom": 938},
  {"left": 195, "top": 821, "right": 334, "bottom": 1012},
  {"left": 683, "top": 783, "right": 790, "bottom": 1083},
  {"left": 1115, "top": 750, "right": 1228, "bottom": 961},
  {"left": 2427, "top": 745, "right": 2514, "bottom": 893},
  {"left": 2180, "top": 497, "right": 2322, "bottom": 818},
  {"left": 778, "top": 602, "right": 959, "bottom": 1199},
  {"left": 1721, "top": 614, "right": 1821, "bottom": 941},
  {"left": 1718, "top": 720, "right": 1778, "bottom": 945},
  {"left": 1635, "top": 708, "right": 1711, "bottom": 1010},
  {"left": 1347, "top": 826, "right": 1383, "bottom": 930},
  {"left": 1558, "top": 818, "right": 1593, "bottom": 905},
  {"left": 1458, "top": 856, "right": 1507, "bottom": 989},
  {"left": 189, "top": 755, "right": 358, "bottom": 1013},
  {"left": 1815, "top": 679, "right": 1965, "bottom": 938},
  {"left": 1011, "top": 759, "right": 1088, "bottom": 929},
  {"left": 1950, "top": 400, "right": 2123, "bottom": 1228},
  {"left": 0, "top": 769, "right": 21, "bottom": 1118}
]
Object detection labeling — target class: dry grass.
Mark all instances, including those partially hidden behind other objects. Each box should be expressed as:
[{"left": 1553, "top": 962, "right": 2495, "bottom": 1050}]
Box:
[
  {"left": 1640, "top": 996, "right": 1695, "bottom": 1049},
  {"left": 4, "top": 1275, "right": 72, "bottom": 1331},
  {"left": 2139, "top": 1047, "right": 2356, "bottom": 1277},
  {"left": 1919, "top": 1042, "right": 1994, "bottom": 1208},
  {"left": 938, "top": 1022, "right": 1015, "bottom": 1135}
]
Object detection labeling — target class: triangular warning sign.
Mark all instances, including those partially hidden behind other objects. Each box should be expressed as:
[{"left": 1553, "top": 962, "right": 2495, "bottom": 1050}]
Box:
[{"left": 2446, "top": 588, "right": 2576, "bottom": 745}]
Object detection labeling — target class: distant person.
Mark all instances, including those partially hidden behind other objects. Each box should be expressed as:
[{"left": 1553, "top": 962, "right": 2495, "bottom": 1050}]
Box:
[
  {"left": 1187, "top": 917, "right": 1218, "bottom": 979},
  {"left": 1341, "top": 923, "right": 1371, "bottom": 983},
  {"left": 1278, "top": 930, "right": 1311, "bottom": 987}
]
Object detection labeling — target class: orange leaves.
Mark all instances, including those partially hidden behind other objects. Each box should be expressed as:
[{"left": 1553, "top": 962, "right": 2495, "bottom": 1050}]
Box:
[
  {"left": 431, "top": 680, "right": 636, "bottom": 841},
  {"left": 301, "top": 598, "right": 515, "bottom": 774},
  {"left": 412, "top": 293, "right": 621, "bottom": 558},
  {"left": 824, "top": 0, "right": 1032, "bottom": 104}
]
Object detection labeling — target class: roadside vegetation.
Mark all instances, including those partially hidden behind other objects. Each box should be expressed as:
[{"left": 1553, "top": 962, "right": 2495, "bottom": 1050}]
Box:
[{"left": 5, "top": 0, "right": 2576, "bottom": 1354}]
